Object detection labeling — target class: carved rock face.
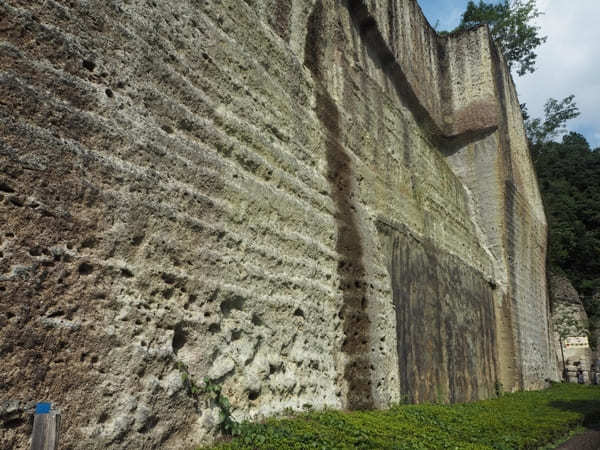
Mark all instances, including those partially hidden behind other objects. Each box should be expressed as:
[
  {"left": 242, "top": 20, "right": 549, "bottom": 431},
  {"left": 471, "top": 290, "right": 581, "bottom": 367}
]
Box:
[
  {"left": 0, "top": 0, "right": 554, "bottom": 448},
  {"left": 550, "top": 272, "right": 592, "bottom": 376}
]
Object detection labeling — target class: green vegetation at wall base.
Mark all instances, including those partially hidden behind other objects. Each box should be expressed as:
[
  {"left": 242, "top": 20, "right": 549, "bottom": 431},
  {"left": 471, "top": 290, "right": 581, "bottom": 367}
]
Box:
[{"left": 205, "top": 384, "right": 600, "bottom": 449}]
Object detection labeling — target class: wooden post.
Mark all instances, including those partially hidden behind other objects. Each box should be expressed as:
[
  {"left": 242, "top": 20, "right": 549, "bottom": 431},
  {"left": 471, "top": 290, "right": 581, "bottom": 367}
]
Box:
[
  {"left": 559, "top": 338, "right": 567, "bottom": 382},
  {"left": 31, "top": 403, "right": 60, "bottom": 450}
]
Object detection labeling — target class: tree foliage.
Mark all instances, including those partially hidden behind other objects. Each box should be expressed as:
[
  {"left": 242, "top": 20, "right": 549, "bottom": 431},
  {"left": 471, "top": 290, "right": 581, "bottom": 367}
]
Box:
[
  {"left": 534, "top": 132, "right": 600, "bottom": 331},
  {"left": 524, "top": 95, "right": 580, "bottom": 148},
  {"left": 456, "top": 0, "right": 547, "bottom": 76}
]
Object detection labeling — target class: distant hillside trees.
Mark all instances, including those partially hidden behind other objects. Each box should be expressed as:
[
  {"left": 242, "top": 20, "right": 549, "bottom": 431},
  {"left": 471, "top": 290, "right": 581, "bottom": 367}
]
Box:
[
  {"left": 534, "top": 132, "right": 600, "bottom": 299},
  {"left": 523, "top": 93, "right": 599, "bottom": 345}
]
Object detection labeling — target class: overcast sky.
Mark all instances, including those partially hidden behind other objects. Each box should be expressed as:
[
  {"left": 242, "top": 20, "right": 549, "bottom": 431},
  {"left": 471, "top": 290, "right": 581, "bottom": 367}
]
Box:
[{"left": 418, "top": 0, "right": 600, "bottom": 149}]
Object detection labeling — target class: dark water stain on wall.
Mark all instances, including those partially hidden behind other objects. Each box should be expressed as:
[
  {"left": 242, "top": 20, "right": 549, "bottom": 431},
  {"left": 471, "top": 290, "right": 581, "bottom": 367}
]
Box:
[
  {"left": 378, "top": 221, "right": 497, "bottom": 403},
  {"left": 304, "top": 0, "right": 373, "bottom": 410},
  {"left": 268, "top": 0, "right": 292, "bottom": 42}
]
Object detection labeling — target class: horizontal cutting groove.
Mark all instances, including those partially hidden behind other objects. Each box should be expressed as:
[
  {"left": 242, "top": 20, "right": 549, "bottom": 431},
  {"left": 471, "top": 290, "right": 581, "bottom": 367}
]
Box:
[{"left": 0, "top": 73, "right": 336, "bottom": 228}]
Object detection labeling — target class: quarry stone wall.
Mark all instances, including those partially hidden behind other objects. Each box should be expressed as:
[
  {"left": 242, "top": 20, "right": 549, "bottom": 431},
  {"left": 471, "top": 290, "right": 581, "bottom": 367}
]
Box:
[
  {"left": 550, "top": 273, "right": 592, "bottom": 380},
  {"left": 0, "top": 0, "right": 556, "bottom": 448}
]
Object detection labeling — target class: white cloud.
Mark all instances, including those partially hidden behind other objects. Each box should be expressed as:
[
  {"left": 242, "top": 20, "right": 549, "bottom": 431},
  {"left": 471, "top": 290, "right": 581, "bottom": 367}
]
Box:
[{"left": 514, "top": 0, "right": 600, "bottom": 148}]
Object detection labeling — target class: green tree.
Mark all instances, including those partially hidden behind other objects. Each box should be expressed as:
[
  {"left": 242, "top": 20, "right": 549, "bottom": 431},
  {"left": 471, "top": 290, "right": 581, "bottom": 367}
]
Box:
[
  {"left": 524, "top": 95, "right": 580, "bottom": 147},
  {"left": 456, "top": 0, "right": 547, "bottom": 76},
  {"left": 534, "top": 132, "right": 600, "bottom": 350}
]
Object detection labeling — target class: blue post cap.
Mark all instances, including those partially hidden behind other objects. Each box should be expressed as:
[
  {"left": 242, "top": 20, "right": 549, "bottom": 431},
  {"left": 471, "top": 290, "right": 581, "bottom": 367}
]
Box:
[{"left": 35, "top": 402, "right": 52, "bottom": 414}]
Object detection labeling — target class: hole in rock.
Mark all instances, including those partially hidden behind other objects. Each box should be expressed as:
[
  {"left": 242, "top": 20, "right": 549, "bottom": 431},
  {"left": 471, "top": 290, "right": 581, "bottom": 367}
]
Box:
[
  {"left": 251, "top": 313, "right": 263, "bottom": 326},
  {"left": 231, "top": 330, "right": 242, "bottom": 341},
  {"left": 140, "top": 416, "right": 159, "bottom": 433},
  {"left": 172, "top": 324, "right": 186, "bottom": 353},
  {"left": 78, "top": 262, "right": 94, "bottom": 275},
  {"left": 161, "top": 272, "right": 176, "bottom": 284},
  {"left": 0, "top": 182, "right": 14, "bottom": 193},
  {"left": 105, "top": 88, "right": 113, "bottom": 98},
  {"left": 82, "top": 59, "right": 96, "bottom": 71},
  {"left": 120, "top": 268, "right": 134, "bottom": 278},
  {"left": 29, "top": 247, "right": 43, "bottom": 257},
  {"left": 81, "top": 237, "right": 96, "bottom": 249},
  {"left": 130, "top": 234, "right": 144, "bottom": 246},
  {"left": 208, "top": 323, "right": 220, "bottom": 333},
  {"left": 293, "top": 308, "right": 305, "bottom": 319},
  {"left": 208, "top": 289, "right": 219, "bottom": 302},
  {"left": 9, "top": 197, "right": 24, "bottom": 207},
  {"left": 248, "top": 391, "right": 260, "bottom": 401},
  {"left": 220, "top": 295, "right": 245, "bottom": 316},
  {"left": 3, "top": 418, "right": 25, "bottom": 429}
]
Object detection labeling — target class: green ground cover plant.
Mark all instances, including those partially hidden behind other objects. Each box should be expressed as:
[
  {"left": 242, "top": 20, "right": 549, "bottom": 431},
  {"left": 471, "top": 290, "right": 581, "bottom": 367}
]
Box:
[{"left": 205, "top": 383, "right": 600, "bottom": 449}]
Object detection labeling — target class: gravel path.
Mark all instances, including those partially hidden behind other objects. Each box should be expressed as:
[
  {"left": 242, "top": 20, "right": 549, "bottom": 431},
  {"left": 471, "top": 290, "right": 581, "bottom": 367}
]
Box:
[{"left": 556, "top": 425, "right": 600, "bottom": 449}]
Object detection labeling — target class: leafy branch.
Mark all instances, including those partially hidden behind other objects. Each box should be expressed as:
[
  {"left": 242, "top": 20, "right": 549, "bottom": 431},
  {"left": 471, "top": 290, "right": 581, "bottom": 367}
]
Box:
[
  {"left": 523, "top": 95, "right": 580, "bottom": 148},
  {"left": 175, "top": 361, "right": 240, "bottom": 436}
]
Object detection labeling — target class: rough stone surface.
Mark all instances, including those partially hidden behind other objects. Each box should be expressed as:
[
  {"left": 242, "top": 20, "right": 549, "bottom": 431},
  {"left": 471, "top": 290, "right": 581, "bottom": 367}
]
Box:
[
  {"left": 550, "top": 272, "right": 592, "bottom": 379},
  {"left": 0, "top": 0, "right": 556, "bottom": 448},
  {"left": 593, "top": 292, "right": 600, "bottom": 365}
]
